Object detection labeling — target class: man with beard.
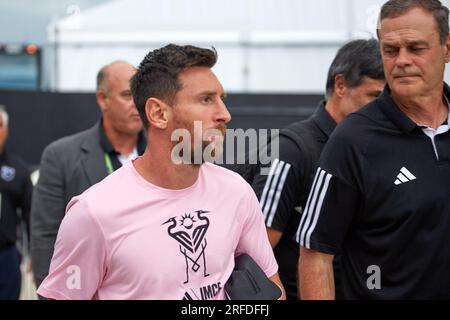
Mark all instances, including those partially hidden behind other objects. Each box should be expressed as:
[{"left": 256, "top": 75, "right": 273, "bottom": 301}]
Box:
[{"left": 36, "top": 44, "right": 284, "bottom": 300}]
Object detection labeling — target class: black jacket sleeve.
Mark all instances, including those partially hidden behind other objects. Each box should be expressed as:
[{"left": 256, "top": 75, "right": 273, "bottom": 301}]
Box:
[
  {"left": 251, "top": 135, "right": 305, "bottom": 232},
  {"left": 30, "top": 144, "right": 67, "bottom": 287}
]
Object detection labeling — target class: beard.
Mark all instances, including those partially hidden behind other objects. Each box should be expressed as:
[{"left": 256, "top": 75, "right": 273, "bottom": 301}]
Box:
[{"left": 171, "top": 115, "right": 226, "bottom": 165}]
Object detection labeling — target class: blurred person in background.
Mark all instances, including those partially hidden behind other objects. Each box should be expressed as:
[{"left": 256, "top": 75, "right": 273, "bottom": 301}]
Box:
[
  {"left": 0, "top": 106, "right": 33, "bottom": 299},
  {"left": 30, "top": 61, "right": 146, "bottom": 290}
]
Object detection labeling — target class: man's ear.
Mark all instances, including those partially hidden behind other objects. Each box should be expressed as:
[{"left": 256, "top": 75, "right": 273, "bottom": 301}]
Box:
[
  {"left": 444, "top": 34, "right": 450, "bottom": 63},
  {"left": 145, "top": 98, "right": 169, "bottom": 129},
  {"left": 333, "top": 74, "right": 347, "bottom": 98},
  {"left": 96, "top": 90, "right": 108, "bottom": 112}
]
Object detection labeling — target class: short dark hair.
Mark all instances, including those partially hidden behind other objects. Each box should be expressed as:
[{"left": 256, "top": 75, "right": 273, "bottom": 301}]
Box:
[
  {"left": 378, "top": 0, "right": 449, "bottom": 44},
  {"left": 131, "top": 44, "right": 218, "bottom": 128},
  {"left": 325, "top": 39, "right": 385, "bottom": 98}
]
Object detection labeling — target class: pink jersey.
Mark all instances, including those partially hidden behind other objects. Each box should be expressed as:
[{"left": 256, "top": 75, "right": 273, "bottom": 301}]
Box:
[{"left": 37, "top": 161, "right": 278, "bottom": 300}]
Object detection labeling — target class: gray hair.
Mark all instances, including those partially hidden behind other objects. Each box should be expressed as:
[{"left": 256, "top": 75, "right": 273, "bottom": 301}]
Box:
[
  {"left": 377, "top": 0, "right": 449, "bottom": 44},
  {"left": 325, "top": 39, "right": 385, "bottom": 99}
]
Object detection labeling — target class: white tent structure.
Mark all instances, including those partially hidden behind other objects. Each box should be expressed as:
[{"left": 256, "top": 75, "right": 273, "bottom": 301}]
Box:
[{"left": 47, "top": 0, "right": 450, "bottom": 93}]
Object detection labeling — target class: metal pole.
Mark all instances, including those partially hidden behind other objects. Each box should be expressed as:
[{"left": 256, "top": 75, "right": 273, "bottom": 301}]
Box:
[{"left": 54, "top": 25, "right": 59, "bottom": 92}]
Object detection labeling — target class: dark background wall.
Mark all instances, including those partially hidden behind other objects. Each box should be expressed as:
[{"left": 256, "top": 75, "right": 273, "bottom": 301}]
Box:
[{"left": 0, "top": 89, "right": 323, "bottom": 167}]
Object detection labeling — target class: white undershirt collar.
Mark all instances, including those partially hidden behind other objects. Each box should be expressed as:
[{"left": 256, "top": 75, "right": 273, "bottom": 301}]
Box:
[
  {"left": 117, "top": 147, "right": 139, "bottom": 165},
  {"left": 419, "top": 96, "right": 450, "bottom": 160}
]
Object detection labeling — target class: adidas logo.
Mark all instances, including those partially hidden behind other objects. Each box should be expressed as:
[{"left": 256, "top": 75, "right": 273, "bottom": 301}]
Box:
[{"left": 394, "top": 167, "right": 417, "bottom": 185}]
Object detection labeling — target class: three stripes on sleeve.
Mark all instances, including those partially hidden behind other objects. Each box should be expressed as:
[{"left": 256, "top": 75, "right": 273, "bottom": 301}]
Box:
[
  {"left": 259, "top": 160, "right": 334, "bottom": 250},
  {"left": 296, "top": 167, "right": 332, "bottom": 249}
]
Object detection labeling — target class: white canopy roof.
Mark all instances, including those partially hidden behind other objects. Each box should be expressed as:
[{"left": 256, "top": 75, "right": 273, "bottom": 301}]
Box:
[{"left": 46, "top": 0, "right": 450, "bottom": 92}]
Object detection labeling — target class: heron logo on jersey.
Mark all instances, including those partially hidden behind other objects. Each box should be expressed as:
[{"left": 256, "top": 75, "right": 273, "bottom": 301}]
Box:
[{"left": 163, "top": 210, "right": 210, "bottom": 284}]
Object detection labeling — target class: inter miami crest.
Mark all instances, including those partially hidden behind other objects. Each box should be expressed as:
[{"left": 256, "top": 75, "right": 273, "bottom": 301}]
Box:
[{"left": 163, "top": 210, "right": 210, "bottom": 284}]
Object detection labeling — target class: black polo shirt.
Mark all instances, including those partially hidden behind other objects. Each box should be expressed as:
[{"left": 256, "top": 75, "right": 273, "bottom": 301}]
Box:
[
  {"left": 99, "top": 122, "right": 146, "bottom": 172},
  {"left": 0, "top": 151, "right": 32, "bottom": 249},
  {"left": 297, "top": 84, "right": 450, "bottom": 299},
  {"left": 251, "top": 101, "right": 336, "bottom": 300}
]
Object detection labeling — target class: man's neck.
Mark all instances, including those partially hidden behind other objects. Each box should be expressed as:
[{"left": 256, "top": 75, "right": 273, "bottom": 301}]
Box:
[
  {"left": 392, "top": 89, "right": 449, "bottom": 129},
  {"left": 134, "top": 149, "right": 201, "bottom": 190},
  {"left": 325, "top": 98, "right": 343, "bottom": 124},
  {"left": 103, "top": 121, "right": 138, "bottom": 156}
]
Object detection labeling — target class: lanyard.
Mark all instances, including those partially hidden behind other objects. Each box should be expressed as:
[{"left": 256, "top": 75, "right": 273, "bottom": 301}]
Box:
[{"left": 104, "top": 153, "right": 114, "bottom": 175}]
